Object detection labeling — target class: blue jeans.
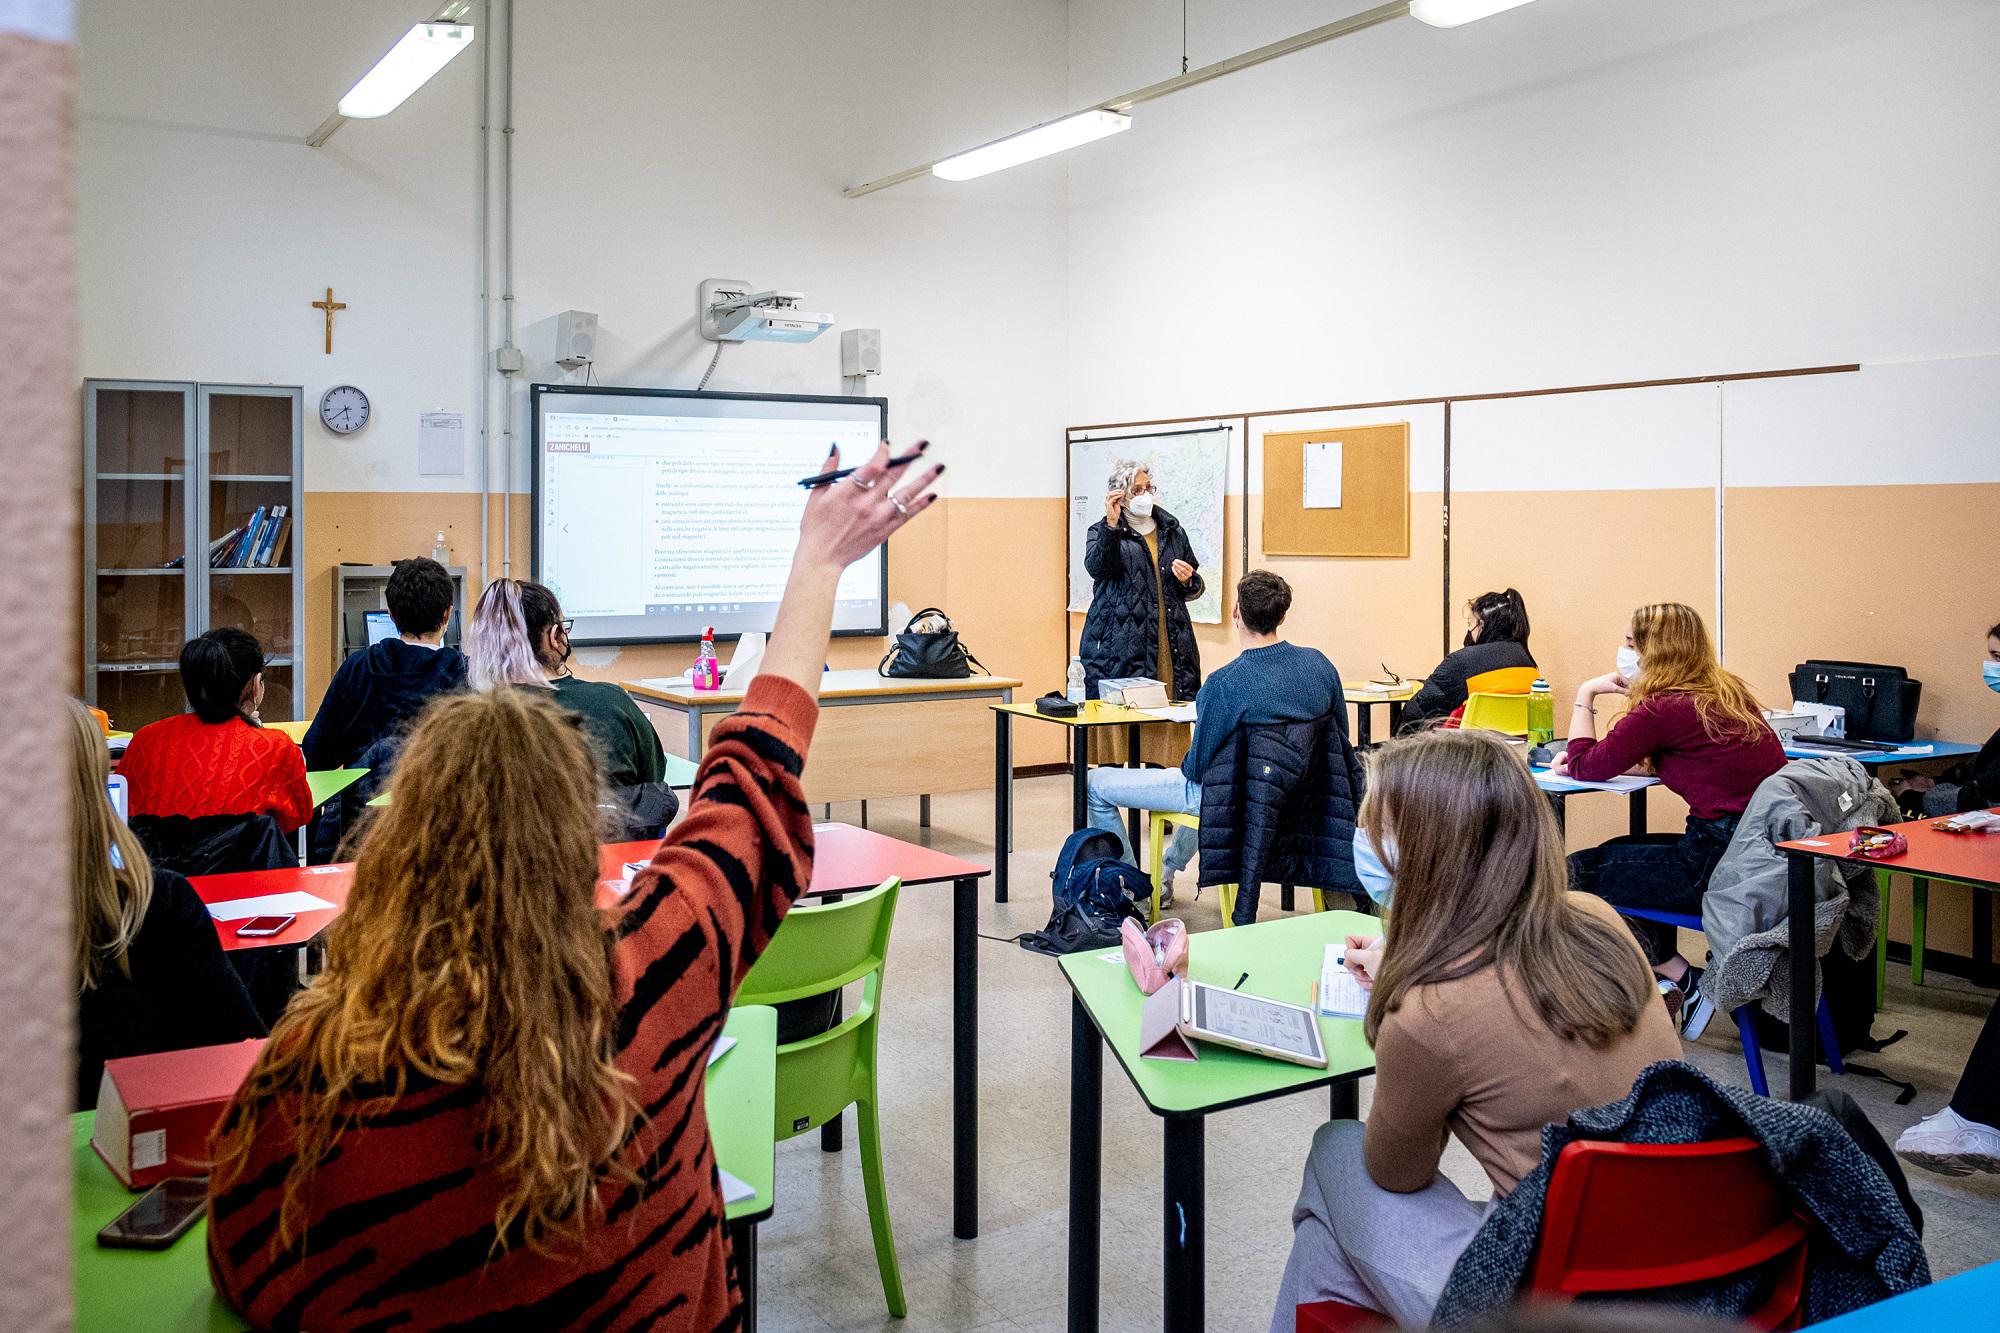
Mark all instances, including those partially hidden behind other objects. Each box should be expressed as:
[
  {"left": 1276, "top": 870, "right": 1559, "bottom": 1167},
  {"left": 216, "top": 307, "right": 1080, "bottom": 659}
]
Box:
[
  {"left": 1086, "top": 765, "right": 1201, "bottom": 875},
  {"left": 1568, "top": 813, "right": 1740, "bottom": 966}
]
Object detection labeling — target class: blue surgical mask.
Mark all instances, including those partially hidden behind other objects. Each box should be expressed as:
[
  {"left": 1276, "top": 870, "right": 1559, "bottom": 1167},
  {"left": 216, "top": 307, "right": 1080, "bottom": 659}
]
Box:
[
  {"left": 1984, "top": 660, "right": 2000, "bottom": 693},
  {"left": 1353, "top": 827, "right": 1395, "bottom": 907},
  {"left": 1616, "top": 646, "right": 1641, "bottom": 680}
]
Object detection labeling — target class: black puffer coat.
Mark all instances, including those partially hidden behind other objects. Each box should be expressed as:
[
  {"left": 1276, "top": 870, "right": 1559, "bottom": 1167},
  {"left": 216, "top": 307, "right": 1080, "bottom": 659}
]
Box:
[
  {"left": 1196, "top": 712, "right": 1365, "bottom": 924},
  {"left": 1078, "top": 506, "right": 1204, "bottom": 700}
]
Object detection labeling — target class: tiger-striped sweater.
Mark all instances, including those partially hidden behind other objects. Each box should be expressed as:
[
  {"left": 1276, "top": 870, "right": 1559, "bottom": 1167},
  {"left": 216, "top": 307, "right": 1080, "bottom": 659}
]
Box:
[{"left": 205, "top": 675, "right": 818, "bottom": 1331}]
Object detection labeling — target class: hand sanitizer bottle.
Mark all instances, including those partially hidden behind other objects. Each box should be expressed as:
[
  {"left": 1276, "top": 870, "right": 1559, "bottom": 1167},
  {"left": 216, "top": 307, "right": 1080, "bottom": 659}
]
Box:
[
  {"left": 431, "top": 530, "right": 449, "bottom": 565},
  {"left": 692, "top": 626, "right": 721, "bottom": 691},
  {"left": 1066, "top": 656, "right": 1087, "bottom": 704}
]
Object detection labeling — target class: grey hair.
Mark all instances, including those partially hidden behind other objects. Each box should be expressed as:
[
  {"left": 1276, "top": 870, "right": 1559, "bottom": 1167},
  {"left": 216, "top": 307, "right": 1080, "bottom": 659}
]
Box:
[
  {"left": 467, "top": 579, "right": 551, "bottom": 691},
  {"left": 1107, "top": 457, "right": 1153, "bottom": 494}
]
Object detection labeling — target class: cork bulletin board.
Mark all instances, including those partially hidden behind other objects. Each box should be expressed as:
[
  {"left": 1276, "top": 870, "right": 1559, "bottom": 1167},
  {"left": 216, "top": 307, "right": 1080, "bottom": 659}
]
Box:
[{"left": 1261, "top": 421, "right": 1410, "bottom": 557}]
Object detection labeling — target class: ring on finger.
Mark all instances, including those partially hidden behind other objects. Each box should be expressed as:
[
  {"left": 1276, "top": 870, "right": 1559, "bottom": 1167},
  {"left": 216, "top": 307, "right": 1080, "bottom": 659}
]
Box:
[
  {"left": 890, "top": 494, "right": 908, "bottom": 516},
  {"left": 850, "top": 475, "right": 878, "bottom": 490}
]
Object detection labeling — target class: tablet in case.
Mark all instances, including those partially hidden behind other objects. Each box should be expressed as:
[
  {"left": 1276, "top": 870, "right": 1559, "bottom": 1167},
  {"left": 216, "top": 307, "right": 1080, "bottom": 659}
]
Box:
[{"left": 1139, "top": 976, "right": 1198, "bottom": 1062}]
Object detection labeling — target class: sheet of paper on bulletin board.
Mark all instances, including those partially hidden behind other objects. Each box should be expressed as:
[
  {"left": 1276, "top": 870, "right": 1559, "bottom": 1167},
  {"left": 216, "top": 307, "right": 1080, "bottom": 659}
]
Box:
[{"left": 1262, "top": 422, "right": 1409, "bottom": 557}]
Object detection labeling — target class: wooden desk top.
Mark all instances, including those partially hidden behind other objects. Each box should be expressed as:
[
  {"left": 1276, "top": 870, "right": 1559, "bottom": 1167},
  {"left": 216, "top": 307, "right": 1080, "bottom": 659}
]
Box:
[
  {"left": 992, "top": 698, "right": 1167, "bottom": 727},
  {"left": 1342, "top": 680, "right": 1420, "bottom": 702},
  {"left": 1779, "top": 810, "right": 2000, "bottom": 891},
  {"left": 625, "top": 668, "right": 1021, "bottom": 707}
]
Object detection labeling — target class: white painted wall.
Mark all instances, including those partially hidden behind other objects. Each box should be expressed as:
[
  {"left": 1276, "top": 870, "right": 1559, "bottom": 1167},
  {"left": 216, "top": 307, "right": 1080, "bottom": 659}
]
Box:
[
  {"left": 77, "top": 0, "right": 1073, "bottom": 499},
  {"left": 1063, "top": 0, "right": 2000, "bottom": 473}
]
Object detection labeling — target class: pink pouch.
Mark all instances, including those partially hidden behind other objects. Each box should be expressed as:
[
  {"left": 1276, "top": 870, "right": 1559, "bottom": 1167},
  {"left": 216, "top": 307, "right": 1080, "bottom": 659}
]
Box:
[{"left": 1121, "top": 917, "right": 1189, "bottom": 995}]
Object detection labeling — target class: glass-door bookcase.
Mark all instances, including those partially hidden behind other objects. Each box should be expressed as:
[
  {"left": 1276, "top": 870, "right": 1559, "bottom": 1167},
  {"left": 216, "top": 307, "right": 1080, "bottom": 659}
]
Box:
[{"left": 83, "top": 380, "right": 304, "bottom": 729}]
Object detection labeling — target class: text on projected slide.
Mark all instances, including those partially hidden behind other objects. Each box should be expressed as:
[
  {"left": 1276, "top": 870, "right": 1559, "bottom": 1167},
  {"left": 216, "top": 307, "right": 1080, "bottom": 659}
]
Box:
[{"left": 541, "top": 412, "right": 881, "bottom": 619}]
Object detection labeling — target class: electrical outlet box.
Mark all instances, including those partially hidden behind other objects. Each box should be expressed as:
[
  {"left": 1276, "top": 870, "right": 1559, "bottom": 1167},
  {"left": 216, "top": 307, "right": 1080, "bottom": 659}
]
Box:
[{"left": 494, "top": 345, "right": 524, "bottom": 374}]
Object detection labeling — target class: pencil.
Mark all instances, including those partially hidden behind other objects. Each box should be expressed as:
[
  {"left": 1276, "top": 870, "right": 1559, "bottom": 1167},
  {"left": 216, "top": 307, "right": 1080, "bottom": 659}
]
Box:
[{"left": 1310, "top": 980, "right": 1319, "bottom": 1013}]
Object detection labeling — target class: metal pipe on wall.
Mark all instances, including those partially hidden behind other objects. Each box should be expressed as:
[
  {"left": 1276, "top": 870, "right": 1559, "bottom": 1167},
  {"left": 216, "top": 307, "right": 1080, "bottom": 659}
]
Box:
[
  {"left": 498, "top": 0, "right": 515, "bottom": 576},
  {"left": 475, "top": 0, "right": 490, "bottom": 584}
]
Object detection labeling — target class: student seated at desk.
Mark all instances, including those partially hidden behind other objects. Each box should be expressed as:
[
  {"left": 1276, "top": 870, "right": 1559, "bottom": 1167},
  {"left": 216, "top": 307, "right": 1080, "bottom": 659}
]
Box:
[
  {"left": 117, "top": 628, "right": 313, "bottom": 835},
  {"left": 302, "top": 556, "right": 467, "bottom": 771},
  {"left": 1084, "top": 569, "right": 1341, "bottom": 906},
  {"left": 1892, "top": 620, "right": 2000, "bottom": 817},
  {"left": 467, "top": 578, "right": 673, "bottom": 834},
  {"left": 206, "top": 442, "right": 940, "bottom": 1331},
  {"left": 68, "top": 699, "right": 263, "bottom": 1110},
  {"left": 1271, "top": 729, "right": 1680, "bottom": 1330},
  {"left": 1555, "top": 602, "right": 1783, "bottom": 1038},
  {"left": 1398, "top": 587, "right": 1535, "bottom": 731}
]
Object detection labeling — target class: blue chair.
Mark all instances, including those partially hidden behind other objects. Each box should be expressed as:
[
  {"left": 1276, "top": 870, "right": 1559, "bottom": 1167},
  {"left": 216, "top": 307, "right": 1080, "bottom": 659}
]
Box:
[{"left": 1616, "top": 906, "right": 1843, "bottom": 1098}]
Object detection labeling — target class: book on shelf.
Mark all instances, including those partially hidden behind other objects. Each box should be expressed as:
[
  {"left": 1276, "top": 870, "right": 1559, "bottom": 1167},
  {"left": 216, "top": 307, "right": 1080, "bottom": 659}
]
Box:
[
  {"left": 233, "top": 506, "right": 267, "bottom": 567},
  {"left": 256, "top": 504, "right": 290, "bottom": 567},
  {"left": 209, "top": 523, "right": 247, "bottom": 568}
]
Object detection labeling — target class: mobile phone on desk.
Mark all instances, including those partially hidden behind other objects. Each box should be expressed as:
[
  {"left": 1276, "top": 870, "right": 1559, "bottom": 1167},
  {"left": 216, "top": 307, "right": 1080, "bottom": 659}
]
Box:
[
  {"left": 234, "top": 914, "right": 295, "bottom": 937},
  {"left": 97, "top": 1176, "right": 209, "bottom": 1249}
]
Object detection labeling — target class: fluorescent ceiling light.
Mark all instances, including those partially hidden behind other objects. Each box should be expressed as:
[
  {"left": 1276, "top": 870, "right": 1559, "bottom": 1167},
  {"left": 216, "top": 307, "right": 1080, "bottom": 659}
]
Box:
[
  {"left": 336, "top": 23, "right": 475, "bottom": 119},
  {"left": 1408, "top": 0, "right": 1539, "bottom": 27},
  {"left": 932, "top": 110, "right": 1132, "bottom": 182}
]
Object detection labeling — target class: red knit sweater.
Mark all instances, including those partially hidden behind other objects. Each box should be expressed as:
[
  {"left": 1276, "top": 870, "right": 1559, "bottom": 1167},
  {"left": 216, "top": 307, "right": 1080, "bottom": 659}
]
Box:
[
  {"left": 118, "top": 712, "right": 313, "bottom": 834},
  {"left": 205, "top": 675, "right": 819, "bottom": 1331}
]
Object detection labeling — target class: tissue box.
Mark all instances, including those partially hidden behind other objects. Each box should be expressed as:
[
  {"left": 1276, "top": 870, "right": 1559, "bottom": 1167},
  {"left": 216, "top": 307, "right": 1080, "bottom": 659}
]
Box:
[
  {"left": 1099, "top": 677, "right": 1169, "bottom": 708},
  {"left": 1762, "top": 709, "right": 1817, "bottom": 744},
  {"left": 92, "top": 1039, "right": 266, "bottom": 1189},
  {"left": 1784, "top": 701, "right": 1846, "bottom": 740}
]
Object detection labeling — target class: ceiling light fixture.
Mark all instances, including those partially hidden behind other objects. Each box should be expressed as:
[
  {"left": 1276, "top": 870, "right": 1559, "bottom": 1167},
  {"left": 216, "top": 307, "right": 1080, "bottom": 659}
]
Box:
[
  {"left": 1408, "top": 0, "right": 1538, "bottom": 28},
  {"left": 844, "top": 0, "right": 1544, "bottom": 196},
  {"left": 932, "top": 110, "right": 1132, "bottom": 182},
  {"left": 337, "top": 23, "right": 476, "bottom": 118}
]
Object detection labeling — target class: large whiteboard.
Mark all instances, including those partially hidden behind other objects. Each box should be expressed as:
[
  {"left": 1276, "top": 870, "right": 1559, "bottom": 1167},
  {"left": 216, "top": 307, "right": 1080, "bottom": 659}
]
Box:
[{"left": 1068, "top": 427, "right": 1229, "bottom": 624}]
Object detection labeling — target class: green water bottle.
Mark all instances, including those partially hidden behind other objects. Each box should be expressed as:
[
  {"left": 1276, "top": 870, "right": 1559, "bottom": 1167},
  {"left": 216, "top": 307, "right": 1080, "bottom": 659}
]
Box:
[{"left": 1527, "top": 677, "right": 1555, "bottom": 746}]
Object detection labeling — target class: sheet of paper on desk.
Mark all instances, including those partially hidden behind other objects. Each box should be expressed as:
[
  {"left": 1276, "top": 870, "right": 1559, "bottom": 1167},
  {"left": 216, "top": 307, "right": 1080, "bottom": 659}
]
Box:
[
  {"left": 207, "top": 891, "right": 338, "bottom": 921},
  {"left": 635, "top": 675, "right": 692, "bottom": 689},
  {"left": 1536, "top": 771, "right": 1652, "bottom": 794},
  {"left": 718, "top": 1167, "right": 755, "bottom": 1204},
  {"left": 1140, "top": 702, "right": 1198, "bottom": 724},
  {"left": 1303, "top": 440, "right": 1343, "bottom": 509},
  {"left": 709, "top": 1036, "right": 737, "bottom": 1066}
]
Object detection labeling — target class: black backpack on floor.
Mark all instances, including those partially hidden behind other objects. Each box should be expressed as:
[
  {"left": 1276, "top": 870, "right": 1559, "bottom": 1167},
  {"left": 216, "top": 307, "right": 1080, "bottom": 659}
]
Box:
[{"left": 1016, "top": 829, "right": 1153, "bottom": 957}]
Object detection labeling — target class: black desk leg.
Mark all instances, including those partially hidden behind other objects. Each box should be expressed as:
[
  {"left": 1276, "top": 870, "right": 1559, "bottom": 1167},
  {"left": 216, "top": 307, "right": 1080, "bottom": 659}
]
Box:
[
  {"left": 1786, "top": 851, "right": 1817, "bottom": 1100},
  {"left": 1975, "top": 889, "right": 1997, "bottom": 989},
  {"left": 821, "top": 986, "right": 844, "bottom": 1152},
  {"left": 1355, "top": 704, "right": 1373, "bottom": 749},
  {"left": 1126, "top": 723, "right": 1144, "bottom": 854},
  {"left": 953, "top": 876, "right": 979, "bottom": 1240},
  {"left": 1282, "top": 884, "right": 1295, "bottom": 912},
  {"left": 1067, "top": 998, "right": 1103, "bottom": 1333},
  {"left": 1388, "top": 700, "right": 1404, "bottom": 734},
  {"left": 1329, "top": 1078, "right": 1359, "bottom": 1121},
  {"left": 994, "top": 712, "right": 1012, "bottom": 904},
  {"left": 1629, "top": 786, "right": 1649, "bottom": 839},
  {"left": 1548, "top": 791, "right": 1568, "bottom": 836},
  {"left": 729, "top": 1220, "right": 758, "bottom": 1333},
  {"left": 1073, "top": 726, "right": 1090, "bottom": 831},
  {"left": 1162, "top": 1116, "right": 1205, "bottom": 1333}
]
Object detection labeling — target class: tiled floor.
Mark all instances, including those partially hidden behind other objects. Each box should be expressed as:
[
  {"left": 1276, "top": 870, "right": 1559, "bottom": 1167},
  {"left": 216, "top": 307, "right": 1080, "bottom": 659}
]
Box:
[{"left": 754, "top": 777, "right": 2000, "bottom": 1331}]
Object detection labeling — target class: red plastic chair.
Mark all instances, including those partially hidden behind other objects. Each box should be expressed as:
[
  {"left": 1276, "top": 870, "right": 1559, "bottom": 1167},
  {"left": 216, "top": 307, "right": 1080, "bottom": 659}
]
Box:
[{"left": 1297, "top": 1136, "right": 1810, "bottom": 1333}]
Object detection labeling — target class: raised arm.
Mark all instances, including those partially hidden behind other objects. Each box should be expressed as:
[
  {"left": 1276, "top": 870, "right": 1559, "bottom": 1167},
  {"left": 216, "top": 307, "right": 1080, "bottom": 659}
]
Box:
[{"left": 622, "top": 442, "right": 943, "bottom": 986}]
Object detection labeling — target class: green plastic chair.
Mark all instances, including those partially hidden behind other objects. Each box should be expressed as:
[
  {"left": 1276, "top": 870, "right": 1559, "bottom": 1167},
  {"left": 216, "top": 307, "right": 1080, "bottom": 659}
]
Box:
[{"left": 737, "top": 877, "right": 906, "bottom": 1317}]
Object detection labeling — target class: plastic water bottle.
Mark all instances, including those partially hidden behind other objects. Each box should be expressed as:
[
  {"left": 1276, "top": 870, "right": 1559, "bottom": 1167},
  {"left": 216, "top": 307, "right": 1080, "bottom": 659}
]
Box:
[
  {"left": 431, "top": 530, "right": 449, "bottom": 565},
  {"left": 692, "top": 626, "right": 722, "bottom": 691},
  {"left": 1527, "top": 677, "right": 1554, "bottom": 746},
  {"left": 1066, "top": 656, "right": 1087, "bottom": 704}
]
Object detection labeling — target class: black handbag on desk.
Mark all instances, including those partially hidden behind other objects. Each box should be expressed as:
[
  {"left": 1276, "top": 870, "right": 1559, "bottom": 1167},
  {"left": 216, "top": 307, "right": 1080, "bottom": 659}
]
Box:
[
  {"left": 879, "top": 606, "right": 988, "bottom": 679},
  {"left": 1788, "top": 659, "right": 1923, "bottom": 743}
]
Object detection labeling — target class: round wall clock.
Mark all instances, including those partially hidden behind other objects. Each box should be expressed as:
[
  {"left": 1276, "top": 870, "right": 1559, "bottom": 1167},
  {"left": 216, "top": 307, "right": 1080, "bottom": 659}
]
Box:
[{"left": 319, "top": 384, "right": 371, "bottom": 435}]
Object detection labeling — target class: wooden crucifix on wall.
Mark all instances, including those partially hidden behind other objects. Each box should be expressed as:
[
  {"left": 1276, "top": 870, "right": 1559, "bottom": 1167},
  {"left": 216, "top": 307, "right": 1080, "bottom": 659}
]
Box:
[{"left": 310, "top": 287, "right": 346, "bottom": 354}]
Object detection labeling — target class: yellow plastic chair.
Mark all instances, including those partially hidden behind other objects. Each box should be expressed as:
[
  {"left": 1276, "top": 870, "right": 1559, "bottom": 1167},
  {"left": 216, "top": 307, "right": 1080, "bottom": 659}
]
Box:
[
  {"left": 1460, "top": 666, "right": 1540, "bottom": 737},
  {"left": 1464, "top": 666, "right": 1539, "bottom": 695},
  {"left": 1146, "top": 810, "right": 1324, "bottom": 928},
  {"left": 269, "top": 719, "right": 312, "bottom": 744},
  {"left": 736, "top": 878, "right": 906, "bottom": 1316}
]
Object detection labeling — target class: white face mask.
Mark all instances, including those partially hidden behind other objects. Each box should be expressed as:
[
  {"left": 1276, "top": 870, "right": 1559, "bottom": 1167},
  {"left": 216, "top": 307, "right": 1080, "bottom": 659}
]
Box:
[
  {"left": 1125, "top": 492, "right": 1156, "bottom": 519},
  {"left": 1616, "top": 645, "right": 1641, "bottom": 679}
]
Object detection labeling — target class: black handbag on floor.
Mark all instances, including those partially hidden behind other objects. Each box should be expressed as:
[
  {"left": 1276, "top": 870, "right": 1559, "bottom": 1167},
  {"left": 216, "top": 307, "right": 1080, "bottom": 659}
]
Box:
[
  {"left": 1788, "top": 660, "right": 1923, "bottom": 743},
  {"left": 879, "top": 606, "right": 987, "bottom": 679}
]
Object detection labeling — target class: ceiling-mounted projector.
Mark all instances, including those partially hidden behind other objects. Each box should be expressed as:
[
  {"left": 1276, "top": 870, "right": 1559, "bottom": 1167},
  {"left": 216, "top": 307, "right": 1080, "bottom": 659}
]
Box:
[{"left": 698, "top": 279, "right": 834, "bottom": 344}]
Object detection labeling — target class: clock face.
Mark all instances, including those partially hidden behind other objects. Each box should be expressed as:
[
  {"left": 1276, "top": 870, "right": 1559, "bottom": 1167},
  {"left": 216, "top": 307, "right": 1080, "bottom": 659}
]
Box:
[{"left": 319, "top": 385, "right": 371, "bottom": 435}]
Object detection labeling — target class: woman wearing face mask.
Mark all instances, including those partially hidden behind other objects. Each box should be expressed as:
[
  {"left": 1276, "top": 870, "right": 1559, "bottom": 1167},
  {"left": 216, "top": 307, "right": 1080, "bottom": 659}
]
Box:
[
  {"left": 1891, "top": 622, "right": 2000, "bottom": 817},
  {"left": 1079, "top": 458, "right": 1205, "bottom": 705},
  {"left": 1271, "top": 728, "right": 1679, "bottom": 1329},
  {"left": 1554, "top": 603, "right": 1784, "bottom": 1037},
  {"left": 1398, "top": 588, "right": 1535, "bottom": 731}
]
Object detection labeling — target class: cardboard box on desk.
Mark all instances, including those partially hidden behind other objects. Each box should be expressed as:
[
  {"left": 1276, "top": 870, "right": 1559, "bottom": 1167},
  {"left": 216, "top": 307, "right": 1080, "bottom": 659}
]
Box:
[{"left": 92, "top": 1039, "right": 266, "bottom": 1189}]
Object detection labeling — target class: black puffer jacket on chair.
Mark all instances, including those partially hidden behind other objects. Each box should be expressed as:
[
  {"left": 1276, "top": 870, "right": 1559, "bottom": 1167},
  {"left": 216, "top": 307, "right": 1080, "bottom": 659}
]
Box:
[
  {"left": 1078, "top": 506, "right": 1204, "bottom": 701},
  {"left": 1197, "top": 712, "right": 1366, "bottom": 924}
]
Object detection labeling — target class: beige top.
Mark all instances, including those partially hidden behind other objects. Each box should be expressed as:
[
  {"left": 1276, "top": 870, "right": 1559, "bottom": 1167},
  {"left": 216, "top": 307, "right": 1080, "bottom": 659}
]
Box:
[{"left": 1364, "top": 892, "right": 1683, "bottom": 1198}]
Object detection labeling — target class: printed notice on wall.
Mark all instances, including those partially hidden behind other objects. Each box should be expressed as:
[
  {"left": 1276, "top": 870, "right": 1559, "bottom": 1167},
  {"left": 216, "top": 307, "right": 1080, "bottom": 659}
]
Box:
[
  {"left": 418, "top": 411, "right": 467, "bottom": 476},
  {"left": 1303, "top": 440, "right": 1343, "bottom": 509}
]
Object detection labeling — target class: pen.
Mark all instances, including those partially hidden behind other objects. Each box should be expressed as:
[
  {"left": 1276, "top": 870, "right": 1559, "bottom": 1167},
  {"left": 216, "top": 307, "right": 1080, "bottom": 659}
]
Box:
[
  {"left": 798, "top": 443, "right": 930, "bottom": 489},
  {"left": 1309, "top": 980, "right": 1319, "bottom": 1011},
  {"left": 1232, "top": 971, "right": 1249, "bottom": 991}
]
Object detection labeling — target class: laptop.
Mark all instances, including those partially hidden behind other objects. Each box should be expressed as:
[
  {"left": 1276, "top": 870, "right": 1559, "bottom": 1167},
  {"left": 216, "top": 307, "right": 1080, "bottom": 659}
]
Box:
[
  {"left": 364, "top": 610, "right": 396, "bottom": 646},
  {"left": 106, "top": 774, "right": 128, "bottom": 822}
]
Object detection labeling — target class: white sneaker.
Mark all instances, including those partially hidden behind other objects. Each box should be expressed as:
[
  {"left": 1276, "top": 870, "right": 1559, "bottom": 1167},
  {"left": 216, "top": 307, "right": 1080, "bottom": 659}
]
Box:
[
  {"left": 1894, "top": 1106, "right": 2000, "bottom": 1177},
  {"left": 1157, "top": 871, "right": 1177, "bottom": 910}
]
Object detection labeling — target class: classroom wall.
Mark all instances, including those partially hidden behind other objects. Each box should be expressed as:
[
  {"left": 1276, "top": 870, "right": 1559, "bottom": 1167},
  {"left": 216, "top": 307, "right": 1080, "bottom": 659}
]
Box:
[{"left": 77, "top": 0, "right": 1077, "bottom": 761}]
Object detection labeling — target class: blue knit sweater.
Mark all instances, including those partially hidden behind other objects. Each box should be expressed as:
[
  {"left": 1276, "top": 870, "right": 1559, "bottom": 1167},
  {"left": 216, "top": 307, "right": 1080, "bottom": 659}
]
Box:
[{"left": 1182, "top": 641, "right": 1344, "bottom": 780}]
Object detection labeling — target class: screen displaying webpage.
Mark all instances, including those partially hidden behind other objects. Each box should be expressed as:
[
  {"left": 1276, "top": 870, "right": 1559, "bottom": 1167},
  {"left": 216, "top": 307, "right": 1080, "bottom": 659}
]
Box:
[{"left": 535, "top": 389, "right": 887, "bottom": 643}]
